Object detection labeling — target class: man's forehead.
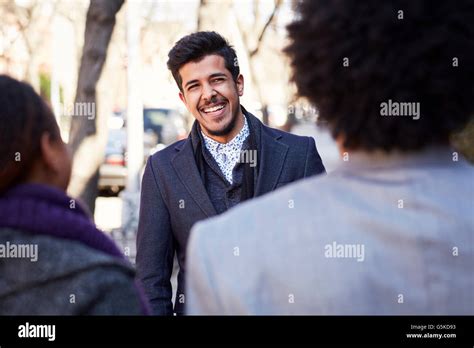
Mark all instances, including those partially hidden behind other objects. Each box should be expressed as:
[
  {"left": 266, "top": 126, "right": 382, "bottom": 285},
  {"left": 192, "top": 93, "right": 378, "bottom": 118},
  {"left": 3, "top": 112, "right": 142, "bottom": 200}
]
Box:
[{"left": 179, "top": 54, "right": 229, "bottom": 81}]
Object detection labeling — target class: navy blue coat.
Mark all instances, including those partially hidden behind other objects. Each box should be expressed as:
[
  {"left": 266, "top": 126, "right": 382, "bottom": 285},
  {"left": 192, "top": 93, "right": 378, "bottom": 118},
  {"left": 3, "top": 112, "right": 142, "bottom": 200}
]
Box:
[{"left": 136, "top": 109, "right": 325, "bottom": 315}]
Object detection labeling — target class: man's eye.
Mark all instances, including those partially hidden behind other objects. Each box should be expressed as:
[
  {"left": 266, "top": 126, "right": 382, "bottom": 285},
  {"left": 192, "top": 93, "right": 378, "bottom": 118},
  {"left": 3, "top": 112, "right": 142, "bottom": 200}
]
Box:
[
  {"left": 188, "top": 85, "right": 198, "bottom": 90},
  {"left": 212, "top": 78, "right": 224, "bottom": 83}
]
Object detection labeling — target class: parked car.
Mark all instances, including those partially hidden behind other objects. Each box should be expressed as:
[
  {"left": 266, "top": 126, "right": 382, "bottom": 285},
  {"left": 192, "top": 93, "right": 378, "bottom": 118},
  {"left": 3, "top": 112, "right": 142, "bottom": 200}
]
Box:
[
  {"left": 98, "top": 116, "right": 127, "bottom": 194},
  {"left": 98, "top": 108, "right": 187, "bottom": 194}
]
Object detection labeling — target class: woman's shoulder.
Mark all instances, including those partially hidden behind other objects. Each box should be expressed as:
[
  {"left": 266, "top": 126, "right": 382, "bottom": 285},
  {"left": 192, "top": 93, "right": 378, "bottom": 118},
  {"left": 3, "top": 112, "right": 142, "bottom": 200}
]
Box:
[
  {"left": 0, "top": 227, "right": 143, "bottom": 315},
  {"left": 0, "top": 227, "right": 130, "bottom": 271}
]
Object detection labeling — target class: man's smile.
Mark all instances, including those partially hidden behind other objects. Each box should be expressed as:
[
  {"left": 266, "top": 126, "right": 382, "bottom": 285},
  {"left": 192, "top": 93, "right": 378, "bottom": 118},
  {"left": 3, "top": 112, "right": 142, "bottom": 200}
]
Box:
[{"left": 199, "top": 101, "right": 228, "bottom": 118}]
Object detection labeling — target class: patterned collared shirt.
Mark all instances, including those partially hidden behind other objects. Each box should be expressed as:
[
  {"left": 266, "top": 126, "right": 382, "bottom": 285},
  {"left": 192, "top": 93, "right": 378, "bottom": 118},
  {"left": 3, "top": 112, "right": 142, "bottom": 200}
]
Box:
[{"left": 201, "top": 117, "right": 249, "bottom": 184}]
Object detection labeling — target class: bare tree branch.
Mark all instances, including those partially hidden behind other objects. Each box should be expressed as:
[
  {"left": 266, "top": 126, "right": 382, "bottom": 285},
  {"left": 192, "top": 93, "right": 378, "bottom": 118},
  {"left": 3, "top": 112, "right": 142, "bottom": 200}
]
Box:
[{"left": 249, "top": 0, "right": 282, "bottom": 57}]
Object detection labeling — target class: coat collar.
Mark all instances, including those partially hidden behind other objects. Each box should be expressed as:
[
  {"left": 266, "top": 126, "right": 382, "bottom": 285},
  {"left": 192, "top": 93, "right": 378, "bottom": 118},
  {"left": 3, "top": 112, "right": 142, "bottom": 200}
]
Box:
[
  {"left": 171, "top": 137, "right": 217, "bottom": 217},
  {"left": 171, "top": 106, "right": 289, "bottom": 216},
  {"left": 253, "top": 120, "right": 289, "bottom": 196}
]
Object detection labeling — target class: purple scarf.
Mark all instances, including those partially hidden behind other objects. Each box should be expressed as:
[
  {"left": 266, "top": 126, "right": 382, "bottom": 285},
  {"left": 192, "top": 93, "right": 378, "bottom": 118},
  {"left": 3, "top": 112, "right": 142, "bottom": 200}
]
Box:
[{"left": 0, "top": 183, "right": 150, "bottom": 315}]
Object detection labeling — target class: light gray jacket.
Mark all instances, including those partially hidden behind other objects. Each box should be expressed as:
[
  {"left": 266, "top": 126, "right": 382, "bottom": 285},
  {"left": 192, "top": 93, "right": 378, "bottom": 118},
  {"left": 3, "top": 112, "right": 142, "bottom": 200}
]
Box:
[{"left": 186, "top": 147, "right": 474, "bottom": 314}]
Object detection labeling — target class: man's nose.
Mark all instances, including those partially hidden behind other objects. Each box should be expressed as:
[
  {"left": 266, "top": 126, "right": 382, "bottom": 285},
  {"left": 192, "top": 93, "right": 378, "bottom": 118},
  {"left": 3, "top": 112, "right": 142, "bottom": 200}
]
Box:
[{"left": 202, "top": 83, "right": 217, "bottom": 102}]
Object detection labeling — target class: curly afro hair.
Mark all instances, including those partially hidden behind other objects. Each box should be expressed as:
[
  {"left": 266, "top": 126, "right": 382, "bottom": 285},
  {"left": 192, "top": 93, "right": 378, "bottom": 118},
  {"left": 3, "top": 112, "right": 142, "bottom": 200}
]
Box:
[{"left": 285, "top": 0, "right": 474, "bottom": 152}]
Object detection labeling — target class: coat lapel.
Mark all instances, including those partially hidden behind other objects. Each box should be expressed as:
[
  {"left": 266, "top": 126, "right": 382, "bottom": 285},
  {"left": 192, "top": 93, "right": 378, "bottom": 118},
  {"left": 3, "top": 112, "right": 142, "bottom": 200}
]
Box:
[
  {"left": 171, "top": 111, "right": 288, "bottom": 212},
  {"left": 171, "top": 139, "right": 217, "bottom": 218},
  {"left": 253, "top": 121, "right": 289, "bottom": 196}
]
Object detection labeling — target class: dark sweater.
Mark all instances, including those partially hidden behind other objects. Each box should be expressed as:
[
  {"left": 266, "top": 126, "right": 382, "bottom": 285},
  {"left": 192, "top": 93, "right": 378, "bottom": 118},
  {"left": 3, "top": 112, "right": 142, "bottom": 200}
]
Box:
[{"left": 201, "top": 138, "right": 249, "bottom": 215}]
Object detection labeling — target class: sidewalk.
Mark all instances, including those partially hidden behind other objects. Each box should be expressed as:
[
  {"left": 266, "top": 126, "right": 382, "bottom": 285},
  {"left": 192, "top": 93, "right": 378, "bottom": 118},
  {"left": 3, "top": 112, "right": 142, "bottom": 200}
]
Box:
[{"left": 95, "top": 196, "right": 137, "bottom": 263}]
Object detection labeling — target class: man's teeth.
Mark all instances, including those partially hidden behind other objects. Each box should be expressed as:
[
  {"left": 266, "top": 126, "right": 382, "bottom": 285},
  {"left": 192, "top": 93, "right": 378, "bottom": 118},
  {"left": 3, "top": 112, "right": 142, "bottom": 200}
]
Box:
[{"left": 203, "top": 104, "right": 225, "bottom": 113}]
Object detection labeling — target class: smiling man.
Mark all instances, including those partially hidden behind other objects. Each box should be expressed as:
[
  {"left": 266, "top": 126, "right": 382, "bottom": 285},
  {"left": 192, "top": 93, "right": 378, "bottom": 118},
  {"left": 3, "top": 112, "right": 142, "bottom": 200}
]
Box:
[{"left": 136, "top": 31, "right": 325, "bottom": 315}]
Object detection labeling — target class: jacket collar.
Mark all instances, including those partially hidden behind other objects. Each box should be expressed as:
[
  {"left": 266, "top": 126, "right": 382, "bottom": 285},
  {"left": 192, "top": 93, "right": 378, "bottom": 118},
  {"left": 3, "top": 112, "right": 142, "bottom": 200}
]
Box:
[
  {"left": 171, "top": 136, "right": 217, "bottom": 217},
  {"left": 244, "top": 107, "right": 289, "bottom": 196},
  {"left": 171, "top": 106, "right": 289, "bottom": 216}
]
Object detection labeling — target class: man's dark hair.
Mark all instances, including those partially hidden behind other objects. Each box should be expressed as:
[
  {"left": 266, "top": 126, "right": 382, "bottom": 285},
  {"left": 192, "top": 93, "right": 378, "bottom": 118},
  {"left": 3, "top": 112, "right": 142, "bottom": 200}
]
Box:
[
  {"left": 167, "top": 31, "right": 240, "bottom": 92},
  {"left": 0, "top": 75, "right": 61, "bottom": 194},
  {"left": 285, "top": 0, "right": 474, "bottom": 152}
]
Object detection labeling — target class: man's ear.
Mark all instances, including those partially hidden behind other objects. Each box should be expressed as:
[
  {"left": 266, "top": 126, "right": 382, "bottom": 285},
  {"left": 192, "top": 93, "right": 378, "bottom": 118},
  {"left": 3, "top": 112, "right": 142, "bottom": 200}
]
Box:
[
  {"left": 236, "top": 74, "right": 244, "bottom": 96},
  {"left": 39, "top": 132, "right": 61, "bottom": 174},
  {"left": 179, "top": 91, "right": 186, "bottom": 104}
]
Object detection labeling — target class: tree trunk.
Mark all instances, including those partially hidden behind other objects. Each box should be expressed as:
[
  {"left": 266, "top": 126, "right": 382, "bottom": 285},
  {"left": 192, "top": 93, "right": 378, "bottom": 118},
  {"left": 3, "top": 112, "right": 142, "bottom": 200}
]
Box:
[{"left": 68, "top": 0, "right": 124, "bottom": 214}]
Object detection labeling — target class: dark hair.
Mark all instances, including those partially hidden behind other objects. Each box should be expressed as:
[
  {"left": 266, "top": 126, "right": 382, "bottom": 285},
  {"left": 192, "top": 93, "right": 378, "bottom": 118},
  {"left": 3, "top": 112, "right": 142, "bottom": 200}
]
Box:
[
  {"left": 0, "top": 75, "right": 61, "bottom": 193},
  {"left": 285, "top": 0, "right": 474, "bottom": 152},
  {"left": 167, "top": 31, "right": 240, "bottom": 92}
]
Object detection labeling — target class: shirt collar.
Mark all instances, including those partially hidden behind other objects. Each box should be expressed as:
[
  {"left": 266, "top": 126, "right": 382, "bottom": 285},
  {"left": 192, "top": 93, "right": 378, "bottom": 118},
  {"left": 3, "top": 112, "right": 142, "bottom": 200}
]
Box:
[{"left": 201, "top": 115, "right": 249, "bottom": 154}]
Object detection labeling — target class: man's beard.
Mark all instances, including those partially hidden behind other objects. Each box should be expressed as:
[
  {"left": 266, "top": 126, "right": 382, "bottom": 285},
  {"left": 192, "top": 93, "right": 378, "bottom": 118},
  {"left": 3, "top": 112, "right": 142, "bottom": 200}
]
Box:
[{"left": 206, "top": 108, "right": 239, "bottom": 137}]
